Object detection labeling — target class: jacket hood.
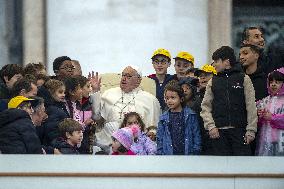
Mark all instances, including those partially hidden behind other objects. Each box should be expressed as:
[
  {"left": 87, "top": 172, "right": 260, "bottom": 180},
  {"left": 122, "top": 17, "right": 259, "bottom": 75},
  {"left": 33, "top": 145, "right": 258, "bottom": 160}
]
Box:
[
  {"left": 0, "top": 108, "right": 31, "bottom": 128},
  {"left": 267, "top": 67, "right": 284, "bottom": 96}
]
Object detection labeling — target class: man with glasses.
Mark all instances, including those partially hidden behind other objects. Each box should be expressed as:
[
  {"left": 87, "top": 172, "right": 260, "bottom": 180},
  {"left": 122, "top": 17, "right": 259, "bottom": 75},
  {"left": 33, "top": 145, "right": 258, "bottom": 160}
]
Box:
[
  {"left": 148, "top": 48, "right": 174, "bottom": 111},
  {"left": 91, "top": 65, "right": 161, "bottom": 153},
  {"left": 52, "top": 56, "right": 75, "bottom": 80}
]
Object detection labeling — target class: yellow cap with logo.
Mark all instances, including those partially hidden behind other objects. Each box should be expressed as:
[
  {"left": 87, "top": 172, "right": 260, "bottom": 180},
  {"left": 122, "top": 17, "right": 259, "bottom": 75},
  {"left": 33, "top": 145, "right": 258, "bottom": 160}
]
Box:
[
  {"left": 8, "top": 96, "right": 35, "bottom": 109},
  {"left": 152, "top": 48, "right": 171, "bottom": 59},
  {"left": 201, "top": 64, "right": 217, "bottom": 75},
  {"left": 174, "top": 51, "right": 194, "bottom": 64}
]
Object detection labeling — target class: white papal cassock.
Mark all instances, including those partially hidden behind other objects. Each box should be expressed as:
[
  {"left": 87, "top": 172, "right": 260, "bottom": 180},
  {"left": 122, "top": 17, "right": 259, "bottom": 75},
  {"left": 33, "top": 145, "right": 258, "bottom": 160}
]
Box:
[{"left": 90, "top": 87, "right": 161, "bottom": 151}]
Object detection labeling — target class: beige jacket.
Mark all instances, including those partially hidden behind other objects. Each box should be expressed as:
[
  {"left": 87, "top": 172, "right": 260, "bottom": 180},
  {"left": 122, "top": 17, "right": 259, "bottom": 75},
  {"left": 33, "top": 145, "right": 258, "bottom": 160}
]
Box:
[{"left": 200, "top": 75, "right": 257, "bottom": 137}]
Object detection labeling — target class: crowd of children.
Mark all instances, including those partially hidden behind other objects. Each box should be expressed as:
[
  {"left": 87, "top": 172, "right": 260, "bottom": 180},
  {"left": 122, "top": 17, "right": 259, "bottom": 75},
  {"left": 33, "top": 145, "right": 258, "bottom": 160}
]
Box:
[{"left": 0, "top": 26, "right": 283, "bottom": 156}]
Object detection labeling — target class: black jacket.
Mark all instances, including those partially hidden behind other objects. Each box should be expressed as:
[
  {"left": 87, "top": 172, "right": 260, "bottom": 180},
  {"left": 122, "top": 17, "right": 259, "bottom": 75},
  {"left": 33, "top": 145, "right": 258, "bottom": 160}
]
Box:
[
  {"left": 211, "top": 66, "right": 247, "bottom": 128},
  {"left": 0, "top": 109, "right": 43, "bottom": 154},
  {"left": 52, "top": 137, "right": 79, "bottom": 154},
  {"left": 245, "top": 65, "right": 268, "bottom": 101},
  {"left": 0, "top": 78, "right": 10, "bottom": 100},
  {"left": 37, "top": 86, "right": 70, "bottom": 146}
]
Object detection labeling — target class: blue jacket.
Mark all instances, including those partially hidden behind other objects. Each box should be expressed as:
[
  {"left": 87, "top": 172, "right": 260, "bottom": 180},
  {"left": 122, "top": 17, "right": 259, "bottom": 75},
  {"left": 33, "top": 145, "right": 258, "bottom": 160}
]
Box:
[{"left": 157, "top": 107, "right": 201, "bottom": 155}]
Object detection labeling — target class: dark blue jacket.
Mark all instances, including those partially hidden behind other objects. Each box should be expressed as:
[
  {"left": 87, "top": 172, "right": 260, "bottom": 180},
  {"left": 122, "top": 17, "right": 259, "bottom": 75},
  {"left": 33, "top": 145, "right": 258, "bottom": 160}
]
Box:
[
  {"left": 52, "top": 137, "right": 79, "bottom": 154},
  {"left": 157, "top": 107, "right": 201, "bottom": 155},
  {"left": 0, "top": 109, "right": 43, "bottom": 154},
  {"left": 148, "top": 74, "right": 174, "bottom": 111}
]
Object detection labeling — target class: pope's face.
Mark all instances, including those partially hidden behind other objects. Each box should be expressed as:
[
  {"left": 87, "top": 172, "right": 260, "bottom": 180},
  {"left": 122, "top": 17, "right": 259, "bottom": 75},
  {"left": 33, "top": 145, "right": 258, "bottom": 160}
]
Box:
[{"left": 120, "top": 66, "right": 141, "bottom": 93}]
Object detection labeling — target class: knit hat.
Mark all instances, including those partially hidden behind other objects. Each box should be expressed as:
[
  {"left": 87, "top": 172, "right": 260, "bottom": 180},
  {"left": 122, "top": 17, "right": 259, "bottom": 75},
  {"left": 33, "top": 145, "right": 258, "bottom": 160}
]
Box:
[{"left": 112, "top": 127, "right": 134, "bottom": 150}]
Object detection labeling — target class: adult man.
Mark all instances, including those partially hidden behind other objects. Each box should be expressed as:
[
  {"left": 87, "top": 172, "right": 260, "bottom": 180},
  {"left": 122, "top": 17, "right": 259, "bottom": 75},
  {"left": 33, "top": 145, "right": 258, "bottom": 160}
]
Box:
[
  {"left": 242, "top": 26, "right": 284, "bottom": 73},
  {"left": 91, "top": 66, "right": 161, "bottom": 152},
  {"left": 239, "top": 44, "right": 268, "bottom": 101},
  {"left": 148, "top": 48, "right": 173, "bottom": 111},
  {"left": 72, "top": 60, "right": 82, "bottom": 76}
]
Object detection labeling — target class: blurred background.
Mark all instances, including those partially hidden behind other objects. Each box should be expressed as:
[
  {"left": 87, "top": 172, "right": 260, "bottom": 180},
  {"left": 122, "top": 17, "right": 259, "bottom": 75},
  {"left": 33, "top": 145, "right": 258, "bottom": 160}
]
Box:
[{"left": 0, "top": 0, "right": 283, "bottom": 76}]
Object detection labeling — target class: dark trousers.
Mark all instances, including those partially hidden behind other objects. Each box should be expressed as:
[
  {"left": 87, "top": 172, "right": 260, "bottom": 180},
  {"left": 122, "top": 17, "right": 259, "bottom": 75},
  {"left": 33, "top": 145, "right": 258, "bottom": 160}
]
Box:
[{"left": 210, "top": 128, "right": 252, "bottom": 156}]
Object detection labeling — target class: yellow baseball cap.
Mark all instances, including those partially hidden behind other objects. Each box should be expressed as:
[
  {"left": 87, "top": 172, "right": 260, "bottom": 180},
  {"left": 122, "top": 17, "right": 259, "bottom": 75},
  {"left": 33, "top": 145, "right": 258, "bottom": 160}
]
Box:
[
  {"left": 151, "top": 48, "right": 171, "bottom": 59},
  {"left": 174, "top": 51, "right": 194, "bottom": 64},
  {"left": 195, "top": 64, "right": 217, "bottom": 76},
  {"left": 8, "top": 96, "right": 35, "bottom": 109}
]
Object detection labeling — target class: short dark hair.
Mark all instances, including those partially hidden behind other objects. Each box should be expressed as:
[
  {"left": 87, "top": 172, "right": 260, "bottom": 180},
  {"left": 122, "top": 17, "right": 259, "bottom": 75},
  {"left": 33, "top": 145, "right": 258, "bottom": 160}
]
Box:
[
  {"left": 242, "top": 26, "right": 263, "bottom": 42},
  {"left": 30, "top": 96, "right": 44, "bottom": 111},
  {"left": 164, "top": 80, "right": 185, "bottom": 106},
  {"left": 0, "top": 64, "right": 23, "bottom": 81},
  {"left": 11, "top": 77, "right": 36, "bottom": 97},
  {"left": 212, "top": 46, "right": 237, "bottom": 66},
  {"left": 240, "top": 44, "right": 261, "bottom": 55},
  {"left": 53, "top": 56, "right": 71, "bottom": 72},
  {"left": 74, "top": 75, "right": 88, "bottom": 88},
  {"left": 58, "top": 118, "right": 82, "bottom": 139}
]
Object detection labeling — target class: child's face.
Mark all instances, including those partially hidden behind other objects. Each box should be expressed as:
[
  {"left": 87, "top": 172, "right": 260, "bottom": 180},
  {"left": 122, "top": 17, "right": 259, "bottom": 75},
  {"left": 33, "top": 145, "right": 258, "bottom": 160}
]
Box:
[
  {"left": 112, "top": 137, "right": 121, "bottom": 152},
  {"left": 126, "top": 115, "right": 140, "bottom": 128},
  {"left": 199, "top": 72, "right": 213, "bottom": 89},
  {"left": 147, "top": 131, "right": 156, "bottom": 141},
  {"left": 52, "top": 86, "right": 66, "bottom": 102},
  {"left": 239, "top": 47, "right": 259, "bottom": 67},
  {"left": 71, "top": 85, "right": 83, "bottom": 101},
  {"left": 181, "top": 84, "right": 193, "bottom": 100},
  {"left": 212, "top": 59, "right": 229, "bottom": 73},
  {"left": 269, "top": 79, "right": 283, "bottom": 95},
  {"left": 164, "top": 90, "right": 183, "bottom": 112},
  {"left": 174, "top": 59, "right": 193, "bottom": 78},
  {"left": 82, "top": 81, "right": 92, "bottom": 98},
  {"left": 152, "top": 55, "right": 170, "bottom": 75},
  {"left": 67, "top": 130, "right": 83, "bottom": 146}
]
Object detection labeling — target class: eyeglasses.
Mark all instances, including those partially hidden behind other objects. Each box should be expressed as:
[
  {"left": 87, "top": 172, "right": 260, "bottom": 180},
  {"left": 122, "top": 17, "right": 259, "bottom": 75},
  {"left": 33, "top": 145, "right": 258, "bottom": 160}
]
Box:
[
  {"left": 59, "top": 66, "right": 75, "bottom": 71},
  {"left": 152, "top": 59, "right": 169, "bottom": 65}
]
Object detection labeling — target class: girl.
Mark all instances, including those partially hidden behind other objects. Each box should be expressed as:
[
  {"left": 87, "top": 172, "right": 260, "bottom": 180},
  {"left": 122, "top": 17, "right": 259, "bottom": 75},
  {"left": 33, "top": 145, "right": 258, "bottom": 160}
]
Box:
[
  {"left": 111, "top": 127, "right": 136, "bottom": 155},
  {"left": 256, "top": 68, "right": 284, "bottom": 156},
  {"left": 39, "top": 79, "right": 70, "bottom": 146},
  {"left": 64, "top": 76, "right": 95, "bottom": 154},
  {"left": 120, "top": 112, "right": 157, "bottom": 155},
  {"left": 157, "top": 80, "right": 201, "bottom": 155}
]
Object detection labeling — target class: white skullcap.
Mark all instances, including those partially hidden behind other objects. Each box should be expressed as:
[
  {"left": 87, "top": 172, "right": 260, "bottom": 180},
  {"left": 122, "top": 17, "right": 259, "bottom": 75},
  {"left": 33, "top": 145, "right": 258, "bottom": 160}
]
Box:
[{"left": 127, "top": 65, "right": 143, "bottom": 77}]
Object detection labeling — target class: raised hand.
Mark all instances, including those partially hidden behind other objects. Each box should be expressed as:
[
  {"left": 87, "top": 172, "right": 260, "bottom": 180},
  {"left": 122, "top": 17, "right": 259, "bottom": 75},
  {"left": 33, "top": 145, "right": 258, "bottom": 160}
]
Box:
[{"left": 88, "top": 71, "right": 101, "bottom": 92}]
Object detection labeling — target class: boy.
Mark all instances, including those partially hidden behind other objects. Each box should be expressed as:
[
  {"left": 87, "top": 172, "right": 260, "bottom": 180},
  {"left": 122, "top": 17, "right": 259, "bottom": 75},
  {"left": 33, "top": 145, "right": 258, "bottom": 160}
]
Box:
[
  {"left": 53, "top": 118, "right": 83, "bottom": 154},
  {"left": 201, "top": 46, "right": 257, "bottom": 156},
  {"left": 239, "top": 44, "right": 268, "bottom": 101},
  {"left": 173, "top": 51, "right": 194, "bottom": 80},
  {"left": 195, "top": 64, "right": 217, "bottom": 100},
  {"left": 148, "top": 48, "right": 174, "bottom": 111}
]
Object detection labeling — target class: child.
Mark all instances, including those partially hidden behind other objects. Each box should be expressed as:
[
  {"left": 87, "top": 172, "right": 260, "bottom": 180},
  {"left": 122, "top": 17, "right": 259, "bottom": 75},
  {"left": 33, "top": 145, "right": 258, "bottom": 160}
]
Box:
[
  {"left": 64, "top": 77, "right": 95, "bottom": 154},
  {"left": 120, "top": 112, "right": 157, "bottom": 155},
  {"left": 256, "top": 68, "right": 284, "bottom": 156},
  {"left": 53, "top": 118, "right": 83, "bottom": 154},
  {"left": 173, "top": 51, "right": 194, "bottom": 81},
  {"left": 157, "top": 80, "right": 201, "bottom": 155},
  {"left": 39, "top": 79, "right": 70, "bottom": 146},
  {"left": 201, "top": 46, "right": 257, "bottom": 156},
  {"left": 146, "top": 126, "right": 157, "bottom": 142},
  {"left": 148, "top": 48, "right": 174, "bottom": 111},
  {"left": 111, "top": 127, "right": 136, "bottom": 155}
]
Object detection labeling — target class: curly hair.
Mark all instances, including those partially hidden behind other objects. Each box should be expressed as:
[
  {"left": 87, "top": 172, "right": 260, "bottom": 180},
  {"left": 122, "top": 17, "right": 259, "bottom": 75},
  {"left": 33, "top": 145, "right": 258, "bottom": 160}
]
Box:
[
  {"left": 44, "top": 79, "right": 65, "bottom": 95},
  {"left": 0, "top": 64, "right": 23, "bottom": 81},
  {"left": 24, "top": 62, "right": 46, "bottom": 75}
]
